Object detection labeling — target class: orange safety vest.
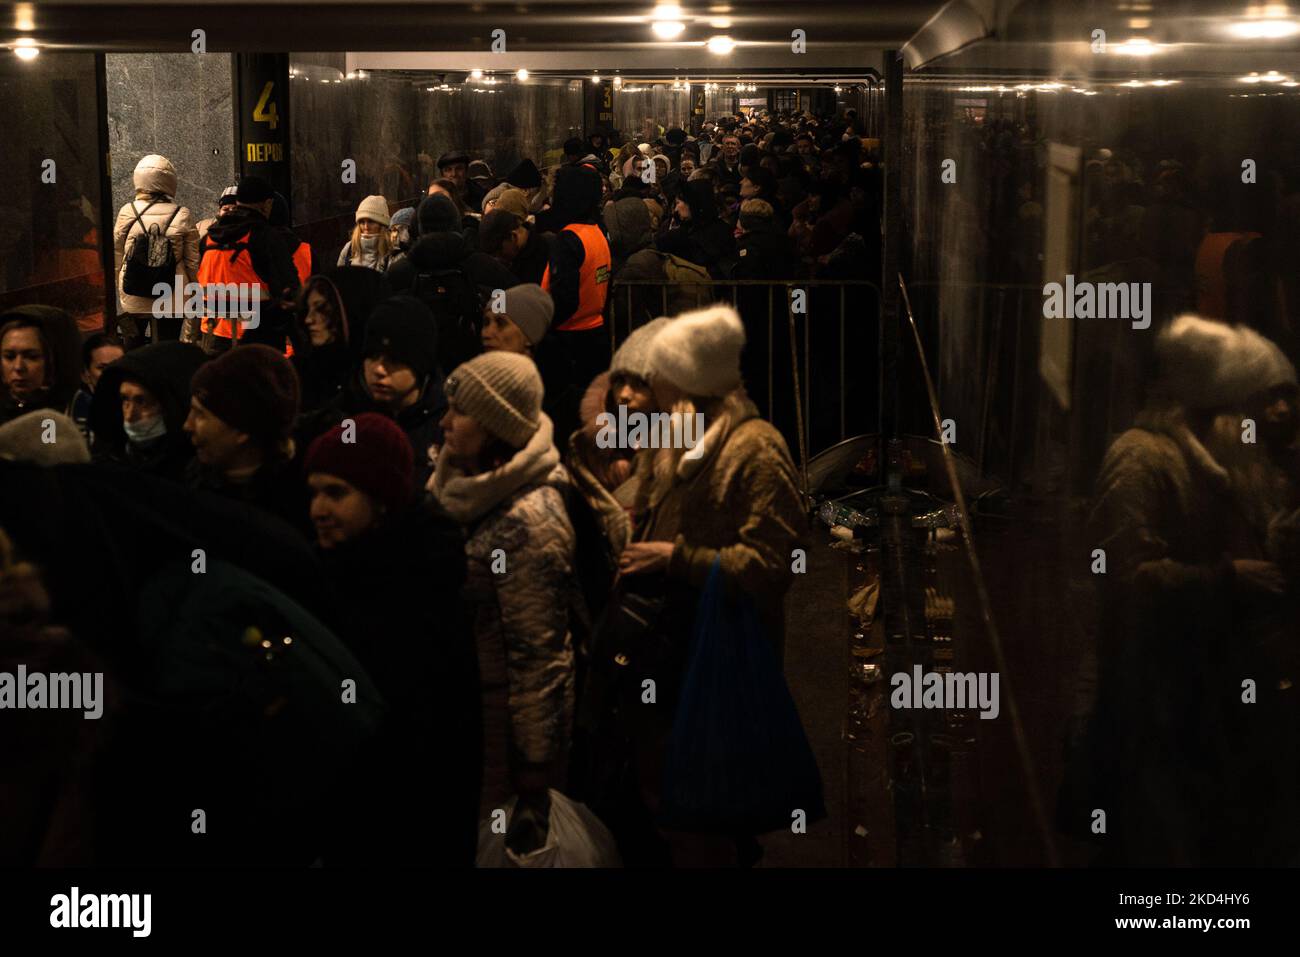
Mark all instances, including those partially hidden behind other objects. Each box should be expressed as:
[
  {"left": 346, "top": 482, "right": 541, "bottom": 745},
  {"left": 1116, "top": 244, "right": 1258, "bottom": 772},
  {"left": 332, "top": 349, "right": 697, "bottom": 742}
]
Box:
[
  {"left": 292, "top": 241, "right": 312, "bottom": 286},
  {"left": 541, "top": 222, "right": 610, "bottom": 331},
  {"left": 197, "top": 231, "right": 269, "bottom": 341}
]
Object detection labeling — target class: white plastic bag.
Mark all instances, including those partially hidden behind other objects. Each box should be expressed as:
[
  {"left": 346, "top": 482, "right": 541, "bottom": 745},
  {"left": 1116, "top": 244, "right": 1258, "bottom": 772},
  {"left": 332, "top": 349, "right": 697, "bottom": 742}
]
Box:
[{"left": 476, "top": 790, "right": 622, "bottom": 868}]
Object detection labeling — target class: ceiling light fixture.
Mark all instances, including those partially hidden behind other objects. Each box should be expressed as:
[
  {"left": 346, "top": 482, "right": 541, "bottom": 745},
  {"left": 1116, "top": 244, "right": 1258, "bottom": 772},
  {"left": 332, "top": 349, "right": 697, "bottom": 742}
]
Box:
[
  {"left": 13, "top": 37, "right": 39, "bottom": 60},
  {"left": 706, "top": 36, "right": 735, "bottom": 55}
]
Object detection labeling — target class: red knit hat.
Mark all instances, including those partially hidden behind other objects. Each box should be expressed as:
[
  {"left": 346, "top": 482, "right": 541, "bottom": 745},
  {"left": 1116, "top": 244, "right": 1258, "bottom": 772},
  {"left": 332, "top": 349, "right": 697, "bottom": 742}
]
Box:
[{"left": 303, "top": 412, "right": 414, "bottom": 513}]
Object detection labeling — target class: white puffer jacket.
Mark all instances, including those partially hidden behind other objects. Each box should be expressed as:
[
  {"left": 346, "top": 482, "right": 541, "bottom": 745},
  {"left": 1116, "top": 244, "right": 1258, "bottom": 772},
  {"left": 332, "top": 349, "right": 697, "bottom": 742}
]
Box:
[{"left": 112, "top": 155, "right": 201, "bottom": 315}]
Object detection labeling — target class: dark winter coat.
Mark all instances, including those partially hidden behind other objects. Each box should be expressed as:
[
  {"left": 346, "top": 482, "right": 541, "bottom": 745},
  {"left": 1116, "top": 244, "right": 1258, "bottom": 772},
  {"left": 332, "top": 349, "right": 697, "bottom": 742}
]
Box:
[
  {"left": 296, "top": 371, "right": 448, "bottom": 489},
  {"left": 1083, "top": 410, "right": 1295, "bottom": 864},
  {"left": 656, "top": 182, "right": 736, "bottom": 279},
  {"left": 386, "top": 229, "right": 517, "bottom": 298},
  {"left": 318, "top": 504, "right": 483, "bottom": 866},
  {"left": 509, "top": 229, "right": 552, "bottom": 286},
  {"left": 89, "top": 340, "right": 208, "bottom": 483},
  {"left": 186, "top": 451, "right": 312, "bottom": 538}
]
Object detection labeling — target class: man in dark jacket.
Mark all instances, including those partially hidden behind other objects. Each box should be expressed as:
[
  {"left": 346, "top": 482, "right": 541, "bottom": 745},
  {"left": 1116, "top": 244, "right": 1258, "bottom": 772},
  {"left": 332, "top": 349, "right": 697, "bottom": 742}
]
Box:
[
  {"left": 480, "top": 209, "right": 551, "bottom": 287},
  {"left": 89, "top": 340, "right": 208, "bottom": 483},
  {"left": 296, "top": 295, "right": 447, "bottom": 488},
  {"left": 655, "top": 179, "right": 736, "bottom": 279},
  {"left": 305, "top": 413, "right": 482, "bottom": 866},
  {"left": 184, "top": 344, "right": 309, "bottom": 534}
]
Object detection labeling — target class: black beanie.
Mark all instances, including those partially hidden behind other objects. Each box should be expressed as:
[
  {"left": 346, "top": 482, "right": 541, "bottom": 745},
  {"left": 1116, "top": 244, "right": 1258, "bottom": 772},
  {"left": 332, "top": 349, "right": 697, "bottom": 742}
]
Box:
[
  {"left": 236, "top": 175, "right": 274, "bottom": 205},
  {"left": 363, "top": 296, "right": 439, "bottom": 381},
  {"left": 189, "top": 344, "right": 300, "bottom": 446},
  {"left": 505, "top": 158, "right": 543, "bottom": 190},
  {"left": 417, "top": 194, "right": 461, "bottom": 236}
]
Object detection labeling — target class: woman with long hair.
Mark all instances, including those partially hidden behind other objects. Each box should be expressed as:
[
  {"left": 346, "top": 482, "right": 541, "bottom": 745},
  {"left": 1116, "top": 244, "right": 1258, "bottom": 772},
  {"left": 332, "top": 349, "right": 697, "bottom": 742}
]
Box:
[{"left": 337, "top": 195, "right": 393, "bottom": 271}]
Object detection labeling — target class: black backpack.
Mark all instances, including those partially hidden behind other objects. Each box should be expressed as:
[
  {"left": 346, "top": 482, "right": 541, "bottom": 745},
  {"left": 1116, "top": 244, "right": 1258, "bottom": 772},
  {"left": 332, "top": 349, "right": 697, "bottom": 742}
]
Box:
[
  {"left": 121, "top": 200, "right": 181, "bottom": 297},
  {"left": 409, "top": 266, "right": 483, "bottom": 372}
]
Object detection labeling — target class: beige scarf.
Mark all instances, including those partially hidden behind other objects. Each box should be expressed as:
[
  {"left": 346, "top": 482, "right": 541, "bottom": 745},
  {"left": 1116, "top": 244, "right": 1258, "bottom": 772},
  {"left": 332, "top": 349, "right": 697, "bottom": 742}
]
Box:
[{"left": 429, "top": 413, "right": 560, "bottom": 524}]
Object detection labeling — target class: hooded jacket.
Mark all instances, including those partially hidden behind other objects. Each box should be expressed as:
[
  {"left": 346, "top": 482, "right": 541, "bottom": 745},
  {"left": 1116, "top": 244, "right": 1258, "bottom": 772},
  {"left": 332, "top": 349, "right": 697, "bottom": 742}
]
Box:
[
  {"left": 89, "top": 340, "right": 208, "bottom": 482},
  {"left": 656, "top": 180, "right": 737, "bottom": 279},
  {"left": 0, "top": 305, "right": 83, "bottom": 425},
  {"left": 112, "top": 155, "right": 201, "bottom": 316},
  {"left": 428, "top": 414, "right": 577, "bottom": 815},
  {"left": 292, "top": 267, "right": 391, "bottom": 413},
  {"left": 386, "top": 196, "right": 517, "bottom": 296}
]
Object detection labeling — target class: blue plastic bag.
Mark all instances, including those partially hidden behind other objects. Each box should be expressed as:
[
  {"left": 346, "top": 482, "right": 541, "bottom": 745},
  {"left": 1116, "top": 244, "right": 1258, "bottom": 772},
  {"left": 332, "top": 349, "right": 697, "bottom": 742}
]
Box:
[{"left": 659, "top": 557, "right": 827, "bottom": 835}]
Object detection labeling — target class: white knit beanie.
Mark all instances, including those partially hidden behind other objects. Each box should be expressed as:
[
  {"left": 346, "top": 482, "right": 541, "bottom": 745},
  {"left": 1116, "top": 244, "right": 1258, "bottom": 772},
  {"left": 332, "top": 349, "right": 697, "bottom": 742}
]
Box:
[
  {"left": 445, "top": 351, "right": 543, "bottom": 448},
  {"left": 1157, "top": 314, "right": 1297, "bottom": 410},
  {"left": 356, "top": 194, "right": 391, "bottom": 227},
  {"left": 610, "top": 317, "right": 671, "bottom": 381},
  {"left": 646, "top": 303, "right": 746, "bottom": 397}
]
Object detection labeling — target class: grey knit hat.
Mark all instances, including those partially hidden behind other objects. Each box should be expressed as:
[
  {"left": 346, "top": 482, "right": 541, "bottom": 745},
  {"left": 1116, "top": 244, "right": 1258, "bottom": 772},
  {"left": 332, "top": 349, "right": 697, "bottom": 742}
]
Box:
[
  {"left": 496, "top": 283, "right": 554, "bottom": 346},
  {"left": 444, "top": 351, "right": 543, "bottom": 448},
  {"left": 0, "top": 410, "right": 90, "bottom": 465},
  {"left": 610, "top": 316, "right": 671, "bottom": 381}
]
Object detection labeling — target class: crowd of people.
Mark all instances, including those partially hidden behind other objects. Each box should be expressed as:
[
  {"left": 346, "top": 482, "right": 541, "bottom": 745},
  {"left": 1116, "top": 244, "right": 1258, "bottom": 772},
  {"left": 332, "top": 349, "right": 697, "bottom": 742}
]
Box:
[{"left": 0, "top": 107, "right": 875, "bottom": 868}]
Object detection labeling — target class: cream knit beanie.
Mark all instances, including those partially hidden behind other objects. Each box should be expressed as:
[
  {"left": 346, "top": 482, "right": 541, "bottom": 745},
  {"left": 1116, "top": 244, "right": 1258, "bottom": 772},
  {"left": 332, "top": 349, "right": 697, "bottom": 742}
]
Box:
[
  {"left": 445, "top": 351, "right": 543, "bottom": 448},
  {"left": 356, "top": 194, "right": 391, "bottom": 227},
  {"left": 646, "top": 303, "right": 746, "bottom": 397}
]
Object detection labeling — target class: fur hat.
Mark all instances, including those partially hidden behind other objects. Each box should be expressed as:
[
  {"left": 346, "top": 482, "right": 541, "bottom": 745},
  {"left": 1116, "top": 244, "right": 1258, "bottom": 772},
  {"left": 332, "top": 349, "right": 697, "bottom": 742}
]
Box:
[
  {"left": 304, "top": 412, "right": 414, "bottom": 514},
  {"left": 610, "top": 316, "right": 671, "bottom": 382},
  {"left": 0, "top": 410, "right": 89, "bottom": 465},
  {"left": 355, "top": 194, "right": 391, "bottom": 227},
  {"left": 646, "top": 304, "right": 745, "bottom": 397},
  {"left": 1156, "top": 314, "right": 1298, "bottom": 410},
  {"left": 444, "top": 352, "right": 543, "bottom": 448}
]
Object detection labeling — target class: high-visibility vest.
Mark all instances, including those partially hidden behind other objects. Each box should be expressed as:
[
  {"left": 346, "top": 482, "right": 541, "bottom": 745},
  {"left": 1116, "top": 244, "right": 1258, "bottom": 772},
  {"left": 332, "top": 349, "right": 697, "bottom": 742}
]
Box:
[
  {"left": 197, "top": 231, "right": 269, "bottom": 341},
  {"left": 292, "top": 242, "right": 311, "bottom": 286},
  {"left": 541, "top": 222, "right": 611, "bottom": 331}
]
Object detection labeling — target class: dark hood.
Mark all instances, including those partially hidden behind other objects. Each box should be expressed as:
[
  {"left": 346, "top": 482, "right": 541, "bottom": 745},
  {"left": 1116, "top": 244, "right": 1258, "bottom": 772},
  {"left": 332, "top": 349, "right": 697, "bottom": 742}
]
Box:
[
  {"left": 547, "top": 164, "right": 603, "bottom": 228},
  {"left": 408, "top": 230, "right": 471, "bottom": 271},
  {"left": 89, "top": 340, "right": 208, "bottom": 454},
  {"left": 416, "top": 194, "right": 462, "bottom": 237},
  {"left": 0, "top": 304, "right": 82, "bottom": 411},
  {"left": 205, "top": 205, "right": 266, "bottom": 245},
  {"left": 299, "top": 267, "right": 391, "bottom": 361}
]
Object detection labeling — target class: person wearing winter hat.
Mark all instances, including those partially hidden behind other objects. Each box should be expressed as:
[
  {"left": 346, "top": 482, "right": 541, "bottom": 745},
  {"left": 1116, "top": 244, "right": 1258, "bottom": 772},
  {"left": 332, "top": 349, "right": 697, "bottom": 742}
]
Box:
[
  {"left": 480, "top": 208, "right": 551, "bottom": 286},
  {"left": 481, "top": 185, "right": 530, "bottom": 221},
  {"left": 388, "top": 207, "right": 416, "bottom": 260},
  {"left": 89, "top": 339, "right": 209, "bottom": 482},
  {"left": 184, "top": 343, "right": 308, "bottom": 530},
  {"left": 480, "top": 283, "right": 553, "bottom": 355},
  {"left": 1088, "top": 314, "right": 1300, "bottom": 865},
  {"left": 506, "top": 158, "right": 544, "bottom": 192},
  {"left": 337, "top": 195, "right": 393, "bottom": 271},
  {"left": 296, "top": 294, "right": 447, "bottom": 489},
  {"left": 112, "top": 154, "right": 202, "bottom": 348},
  {"left": 611, "top": 302, "right": 809, "bottom": 865},
  {"left": 428, "top": 350, "right": 576, "bottom": 828},
  {"left": 384, "top": 194, "right": 516, "bottom": 323},
  {"left": 436, "top": 150, "right": 471, "bottom": 203},
  {"left": 306, "top": 409, "right": 482, "bottom": 866}
]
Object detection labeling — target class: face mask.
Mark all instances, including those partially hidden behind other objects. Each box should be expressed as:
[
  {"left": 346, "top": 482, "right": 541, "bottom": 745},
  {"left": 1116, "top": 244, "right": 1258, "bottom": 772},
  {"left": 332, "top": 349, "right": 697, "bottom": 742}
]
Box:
[{"left": 123, "top": 415, "right": 167, "bottom": 445}]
